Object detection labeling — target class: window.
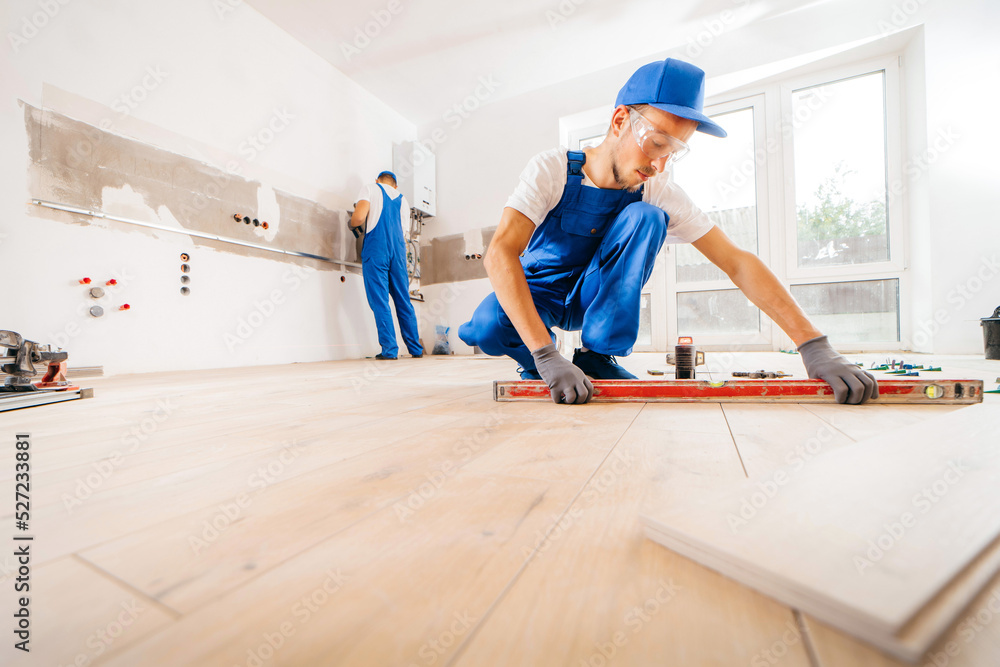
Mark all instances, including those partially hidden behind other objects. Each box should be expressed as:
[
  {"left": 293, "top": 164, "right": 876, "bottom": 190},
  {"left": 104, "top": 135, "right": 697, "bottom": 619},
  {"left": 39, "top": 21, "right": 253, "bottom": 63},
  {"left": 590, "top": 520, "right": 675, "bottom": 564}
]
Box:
[
  {"left": 666, "top": 96, "right": 771, "bottom": 349},
  {"left": 792, "top": 72, "right": 889, "bottom": 269},
  {"left": 676, "top": 105, "right": 760, "bottom": 282},
  {"left": 780, "top": 59, "right": 904, "bottom": 348},
  {"left": 559, "top": 55, "right": 906, "bottom": 352},
  {"left": 664, "top": 57, "right": 904, "bottom": 350},
  {"left": 790, "top": 279, "right": 899, "bottom": 344},
  {"left": 677, "top": 289, "right": 760, "bottom": 336},
  {"left": 637, "top": 293, "right": 653, "bottom": 346}
]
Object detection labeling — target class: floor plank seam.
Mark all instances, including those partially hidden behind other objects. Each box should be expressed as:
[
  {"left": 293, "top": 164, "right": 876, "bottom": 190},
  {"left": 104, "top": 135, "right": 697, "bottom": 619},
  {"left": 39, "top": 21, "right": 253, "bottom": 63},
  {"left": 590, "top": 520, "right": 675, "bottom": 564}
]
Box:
[
  {"left": 443, "top": 404, "right": 649, "bottom": 667},
  {"left": 35, "top": 444, "right": 447, "bottom": 572},
  {"left": 479, "top": 470, "right": 604, "bottom": 486},
  {"left": 19, "top": 431, "right": 317, "bottom": 483},
  {"left": 24, "top": 389, "right": 482, "bottom": 473},
  {"left": 94, "top": 496, "right": 405, "bottom": 629},
  {"left": 13, "top": 397, "right": 498, "bottom": 569},
  {"left": 44, "top": 389, "right": 525, "bottom": 613},
  {"left": 719, "top": 404, "right": 749, "bottom": 479},
  {"left": 799, "top": 404, "right": 862, "bottom": 443},
  {"left": 105, "top": 423, "right": 549, "bottom": 623},
  {"left": 794, "top": 609, "right": 824, "bottom": 667},
  {"left": 26, "top": 392, "right": 484, "bottom": 539},
  {"left": 71, "top": 553, "right": 183, "bottom": 620}
]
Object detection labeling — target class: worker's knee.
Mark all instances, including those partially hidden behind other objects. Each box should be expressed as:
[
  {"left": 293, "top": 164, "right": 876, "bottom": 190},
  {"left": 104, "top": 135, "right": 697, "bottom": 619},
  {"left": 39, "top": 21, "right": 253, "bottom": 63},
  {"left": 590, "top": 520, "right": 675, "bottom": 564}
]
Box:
[
  {"left": 457, "top": 319, "right": 477, "bottom": 347},
  {"left": 618, "top": 202, "right": 667, "bottom": 240},
  {"left": 459, "top": 294, "right": 515, "bottom": 353}
]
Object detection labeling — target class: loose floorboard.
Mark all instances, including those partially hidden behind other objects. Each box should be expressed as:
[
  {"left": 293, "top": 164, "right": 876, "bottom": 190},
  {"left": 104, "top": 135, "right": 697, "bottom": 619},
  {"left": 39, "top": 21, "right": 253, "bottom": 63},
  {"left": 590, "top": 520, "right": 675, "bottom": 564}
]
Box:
[
  {"left": 643, "top": 404, "right": 1000, "bottom": 646},
  {"left": 0, "top": 352, "right": 997, "bottom": 666}
]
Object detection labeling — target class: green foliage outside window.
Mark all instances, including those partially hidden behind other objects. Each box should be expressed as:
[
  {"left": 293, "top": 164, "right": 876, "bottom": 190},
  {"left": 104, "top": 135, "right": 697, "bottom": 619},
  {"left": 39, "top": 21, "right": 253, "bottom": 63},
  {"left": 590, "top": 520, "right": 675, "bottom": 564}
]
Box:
[{"left": 797, "top": 162, "right": 886, "bottom": 242}]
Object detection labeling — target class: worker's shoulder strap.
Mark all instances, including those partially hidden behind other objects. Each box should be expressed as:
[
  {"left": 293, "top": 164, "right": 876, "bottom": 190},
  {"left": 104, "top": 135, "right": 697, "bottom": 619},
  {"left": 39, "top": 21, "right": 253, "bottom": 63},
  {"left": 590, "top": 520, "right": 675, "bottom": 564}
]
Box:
[
  {"left": 566, "top": 150, "right": 586, "bottom": 184},
  {"left": 375, "top": 182, "right": 403, "bottom": 203}
]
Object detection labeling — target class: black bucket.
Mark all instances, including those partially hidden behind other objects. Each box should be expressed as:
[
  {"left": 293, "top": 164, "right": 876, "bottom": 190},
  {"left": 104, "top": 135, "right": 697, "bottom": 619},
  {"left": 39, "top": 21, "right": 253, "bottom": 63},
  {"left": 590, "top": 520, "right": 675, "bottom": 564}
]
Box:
[{"left": 983, "top": 305, "right": 1000, "bottom": 360}]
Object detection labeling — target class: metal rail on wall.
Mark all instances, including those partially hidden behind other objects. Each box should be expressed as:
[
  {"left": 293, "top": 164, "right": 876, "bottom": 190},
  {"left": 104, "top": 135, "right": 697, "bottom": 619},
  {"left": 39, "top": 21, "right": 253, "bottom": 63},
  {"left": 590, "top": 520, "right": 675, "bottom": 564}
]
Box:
[{"left": 31, "top": 199, "right": 362, "bottom": 269}]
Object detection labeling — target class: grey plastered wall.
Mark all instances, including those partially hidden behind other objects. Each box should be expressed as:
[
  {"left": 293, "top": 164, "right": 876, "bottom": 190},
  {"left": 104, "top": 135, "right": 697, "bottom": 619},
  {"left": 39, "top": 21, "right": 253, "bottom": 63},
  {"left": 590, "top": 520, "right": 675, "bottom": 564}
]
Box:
[
  {"left": 420, "top": 227, "right": 496, "bottom": 285},
  {"left": 24, "top": 103, "right": 357, "bottom": 271}
]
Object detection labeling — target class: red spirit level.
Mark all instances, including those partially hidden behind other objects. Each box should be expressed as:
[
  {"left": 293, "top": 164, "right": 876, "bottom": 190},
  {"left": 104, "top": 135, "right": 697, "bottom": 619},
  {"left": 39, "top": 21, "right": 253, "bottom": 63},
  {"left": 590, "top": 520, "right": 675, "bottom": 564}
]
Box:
[{"left": 493, "top": 379, "right": 984, "bottom": 404}]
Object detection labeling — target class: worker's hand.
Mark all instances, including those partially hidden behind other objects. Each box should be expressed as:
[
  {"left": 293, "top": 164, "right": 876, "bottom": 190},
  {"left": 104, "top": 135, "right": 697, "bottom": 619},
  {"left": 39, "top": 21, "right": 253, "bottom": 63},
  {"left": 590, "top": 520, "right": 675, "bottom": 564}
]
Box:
[
  {"left": 798, "top": 335, "right": 878, "bottom": 404},
  {"left": 348, "top": 221, "right": 363, "bottom": 239},
  {"left": 531, "top": 343, "right": 593, "bottom": 404}
]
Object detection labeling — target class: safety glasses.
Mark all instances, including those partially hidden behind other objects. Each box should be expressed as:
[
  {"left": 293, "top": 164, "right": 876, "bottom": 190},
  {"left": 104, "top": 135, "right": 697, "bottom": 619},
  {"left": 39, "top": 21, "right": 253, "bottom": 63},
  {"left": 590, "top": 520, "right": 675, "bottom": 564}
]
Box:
[{"left": 628, "top": 107, "right": 690, "bottom": 164}]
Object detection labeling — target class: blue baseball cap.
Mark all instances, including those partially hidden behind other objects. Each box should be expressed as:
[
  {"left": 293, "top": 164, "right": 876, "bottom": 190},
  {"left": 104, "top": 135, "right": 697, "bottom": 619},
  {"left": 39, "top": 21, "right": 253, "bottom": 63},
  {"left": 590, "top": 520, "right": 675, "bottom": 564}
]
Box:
[
  {"left": 616, "top": 59, "right": 726, "bottom": 138},
  {"left": 377, "top": 170, "right": 397, "bottom": 182}
]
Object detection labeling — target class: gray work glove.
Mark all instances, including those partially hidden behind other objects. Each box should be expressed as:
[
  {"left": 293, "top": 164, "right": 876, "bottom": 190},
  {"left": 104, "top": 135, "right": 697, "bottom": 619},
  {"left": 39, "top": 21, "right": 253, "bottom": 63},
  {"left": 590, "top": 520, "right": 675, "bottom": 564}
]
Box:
[
  {"left": 798, "top": 335, "right": 878, "bottom": 404},
  {"left": 531, "top": 343, "right": 594, "bottom": 405}
]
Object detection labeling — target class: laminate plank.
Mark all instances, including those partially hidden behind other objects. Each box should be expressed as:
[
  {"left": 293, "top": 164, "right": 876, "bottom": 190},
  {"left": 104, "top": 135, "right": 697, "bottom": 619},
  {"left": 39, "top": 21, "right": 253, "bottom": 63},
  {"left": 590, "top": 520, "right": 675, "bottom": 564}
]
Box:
[
  {"left": 807, "top": 569, "right": 1000, "bottom": 667},
  {"left": 5, "top": 556, "right": 174, "bottom": 667},
  {"left": 96, "top": 472, "right": 584, "bottom": 666},
  {"left": 3, "top": 410, "right": 464, "bottom": 563},
  {"left": 452, "top": 404, "right": 815, "bottom": 667},
  {"left": 5, "top": 355, "right": 991, "bottom": 666},
  {"left": 719, "top": 403, "right": 858, "bottom": 478},
  {"left": 801, "top": 403, "right": 963, "bottom": 442},
  {"left": 642, "top": 403, "right": 1000, "bottom": 660},
  {"left": 78, "top": 410, "right": 547, "bottom": 613}
]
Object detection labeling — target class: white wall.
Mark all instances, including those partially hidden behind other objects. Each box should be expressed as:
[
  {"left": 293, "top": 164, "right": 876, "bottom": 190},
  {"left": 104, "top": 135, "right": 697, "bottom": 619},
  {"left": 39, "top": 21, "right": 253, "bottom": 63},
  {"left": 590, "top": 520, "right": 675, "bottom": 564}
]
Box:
[
  {"left": 1, "top": 0, "right": 417, "bottom": 374},
  {"left": 418, "top": 279, "right": 491, "bottom": 357},
  {"left": 422, "top": 0, "right": 1000, "bottom": 355},
  {"left": 918, "top": 0, "right": 1000, "bottom": 354},
  {"left": 416, "top": 71, "right": 611, "bottom": 354}
]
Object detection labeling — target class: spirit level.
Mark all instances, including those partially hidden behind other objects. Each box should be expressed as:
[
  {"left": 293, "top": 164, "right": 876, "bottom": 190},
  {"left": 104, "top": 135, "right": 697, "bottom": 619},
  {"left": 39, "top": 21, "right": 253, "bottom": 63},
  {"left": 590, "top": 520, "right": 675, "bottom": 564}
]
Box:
[{"left": 493, "top": 379, "right": 984, "bottom": 404}]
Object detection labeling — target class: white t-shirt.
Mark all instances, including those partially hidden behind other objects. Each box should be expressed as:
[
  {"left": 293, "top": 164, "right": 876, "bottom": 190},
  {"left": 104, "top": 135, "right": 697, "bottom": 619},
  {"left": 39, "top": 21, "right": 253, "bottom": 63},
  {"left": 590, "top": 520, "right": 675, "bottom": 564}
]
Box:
[
  {"left": 505, "top": 148, "right": 714, "bottom": 245},
  {"left": 356, "top": 183, "right": 411, "bottom": 238}
]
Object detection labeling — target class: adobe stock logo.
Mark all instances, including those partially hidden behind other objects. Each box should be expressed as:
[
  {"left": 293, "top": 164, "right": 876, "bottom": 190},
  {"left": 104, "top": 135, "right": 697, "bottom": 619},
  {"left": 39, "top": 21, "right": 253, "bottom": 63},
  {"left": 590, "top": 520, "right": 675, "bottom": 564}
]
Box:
[
  {"left": 110, "top": 66, "right": 168, "bottom": 119},
  {"left": 340, "top": 0, "right": 404, "bottom": 62}
]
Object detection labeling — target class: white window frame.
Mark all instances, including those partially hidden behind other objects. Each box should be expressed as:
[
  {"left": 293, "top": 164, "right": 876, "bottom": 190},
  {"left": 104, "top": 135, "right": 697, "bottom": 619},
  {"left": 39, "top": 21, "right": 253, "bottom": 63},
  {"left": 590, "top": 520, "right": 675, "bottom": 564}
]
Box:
[
  {"left": 664, "top": 94, "right": 773, "bottom": 351},
  {"left": 569, "top": 123, "right": 607, "bottom": 150},
  {"left": 556, "top": 53, "right": 909, "bottom": 353},
  {"left": 774, "top": 55, "right": 908, "bottom": 350},
  {"left": 779, "top": 58, "right": 905, "bottom": 280}
]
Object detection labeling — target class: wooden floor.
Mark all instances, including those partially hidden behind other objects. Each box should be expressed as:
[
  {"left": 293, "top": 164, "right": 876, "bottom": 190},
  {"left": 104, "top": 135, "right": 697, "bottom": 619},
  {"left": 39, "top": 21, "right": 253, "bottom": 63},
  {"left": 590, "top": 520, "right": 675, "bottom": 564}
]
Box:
[{"left": 3, "top": 352, "right": 999, "bottom": 667}]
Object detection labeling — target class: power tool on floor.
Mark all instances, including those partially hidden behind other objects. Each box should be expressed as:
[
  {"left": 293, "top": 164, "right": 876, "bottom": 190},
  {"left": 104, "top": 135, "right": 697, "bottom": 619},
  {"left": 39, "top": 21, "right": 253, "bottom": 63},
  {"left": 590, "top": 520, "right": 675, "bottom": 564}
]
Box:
[
  {"left": 1, "top": 330, "right": 93, "bottom": 411},
  {"left": 1, "top": 330, "right": 70, "bottom": 391}
]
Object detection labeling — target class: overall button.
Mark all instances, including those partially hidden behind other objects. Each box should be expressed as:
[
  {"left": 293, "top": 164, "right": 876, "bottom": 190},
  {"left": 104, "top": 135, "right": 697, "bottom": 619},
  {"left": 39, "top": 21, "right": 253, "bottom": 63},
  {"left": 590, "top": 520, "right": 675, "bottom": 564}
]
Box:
[{"left": 590, "top": 228, "right": 597, "bottom": 234}]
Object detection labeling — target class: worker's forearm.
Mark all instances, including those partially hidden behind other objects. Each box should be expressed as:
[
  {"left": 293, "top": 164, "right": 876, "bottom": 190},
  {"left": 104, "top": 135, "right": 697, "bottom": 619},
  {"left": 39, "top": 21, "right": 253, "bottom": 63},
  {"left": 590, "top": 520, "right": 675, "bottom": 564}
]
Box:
[
  {"left": 484, "top": 250, "right": 553, "bottom": 352},
  {"left": 731, "top": 254, "right": 822, "bottom": 346}
]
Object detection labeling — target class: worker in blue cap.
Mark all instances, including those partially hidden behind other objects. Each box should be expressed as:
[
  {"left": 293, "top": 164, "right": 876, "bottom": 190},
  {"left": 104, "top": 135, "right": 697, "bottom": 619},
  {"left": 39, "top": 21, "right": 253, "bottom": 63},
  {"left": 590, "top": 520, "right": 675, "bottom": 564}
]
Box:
[
  {"left": 459, "top": 58, "right": 877, "bottom": 404},
  {"left": 350, "top": 170, "right": 423, "bottom": 359}
]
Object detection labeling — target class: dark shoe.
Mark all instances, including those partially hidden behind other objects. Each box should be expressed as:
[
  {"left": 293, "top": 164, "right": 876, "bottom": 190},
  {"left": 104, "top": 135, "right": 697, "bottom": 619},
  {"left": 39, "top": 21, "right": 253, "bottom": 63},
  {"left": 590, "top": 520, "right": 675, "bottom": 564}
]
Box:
[
  {"left": 572, "top": 348, "right": 637, "bottom": 379},
  {"left": 517, "top": 366, "right": 542, "bottom": 380},
  {"left": 411, "top": 352, "right": 423, "bottom": 358},
  {"left": 375, "top": 353, "right": 397, "bottom": 360}
]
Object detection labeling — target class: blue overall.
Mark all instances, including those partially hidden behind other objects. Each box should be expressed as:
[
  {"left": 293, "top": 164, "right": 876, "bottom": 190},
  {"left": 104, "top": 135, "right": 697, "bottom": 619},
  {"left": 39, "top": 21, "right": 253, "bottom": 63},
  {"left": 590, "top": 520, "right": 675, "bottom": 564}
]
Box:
[
  {"left": 361, "top": 184, "right": 422, "bottom": 358},
  {"left": 459, "top": 151, "right": 668, "bottom": 372}
]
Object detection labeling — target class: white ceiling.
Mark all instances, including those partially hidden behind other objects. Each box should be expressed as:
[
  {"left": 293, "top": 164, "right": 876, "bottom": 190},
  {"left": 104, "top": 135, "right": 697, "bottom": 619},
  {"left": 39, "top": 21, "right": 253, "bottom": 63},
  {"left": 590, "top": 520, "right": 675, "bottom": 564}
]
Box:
[{"left": 245, "top": 0, "right": 827, "bottom": 126}]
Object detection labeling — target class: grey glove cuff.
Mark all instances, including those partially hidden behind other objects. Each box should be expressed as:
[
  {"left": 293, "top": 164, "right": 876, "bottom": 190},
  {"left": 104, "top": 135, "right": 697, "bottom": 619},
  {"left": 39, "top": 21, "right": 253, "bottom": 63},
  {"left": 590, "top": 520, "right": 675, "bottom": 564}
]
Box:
[
  {"left": 796, "top": 334, "right": 835, "bottom": 362},
  {"left": 798, "top": 335, "right": 848, "bottom": 380},
  {"left": 530, "top": 343, "right": 561, "bottom": 368}
]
